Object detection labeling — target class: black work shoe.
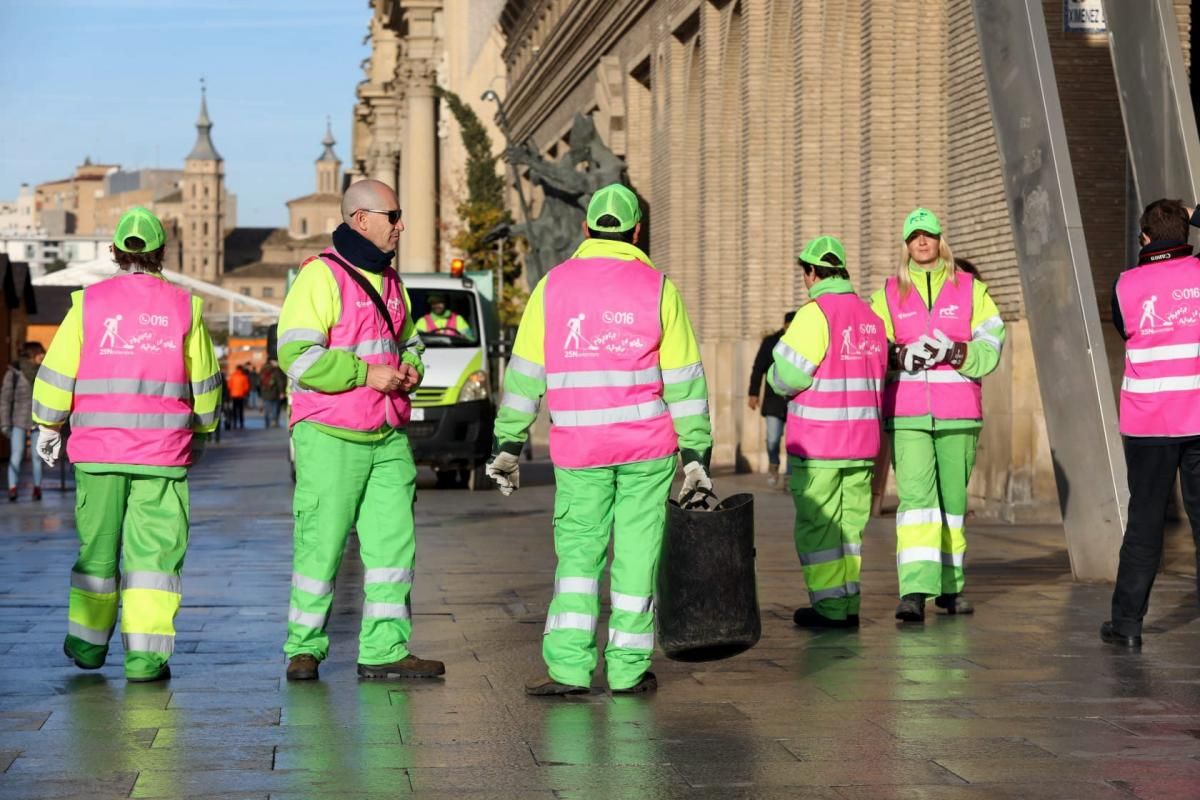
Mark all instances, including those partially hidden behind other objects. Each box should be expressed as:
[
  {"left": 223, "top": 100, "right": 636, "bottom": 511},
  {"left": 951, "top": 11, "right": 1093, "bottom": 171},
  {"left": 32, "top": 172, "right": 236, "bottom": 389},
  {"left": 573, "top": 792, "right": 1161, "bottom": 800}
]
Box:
[
  {"left": 793, "top": 607, "right": 859, "bottom": 629},
  {"left": 612, "top": 671, "right": 658, "bottom": 694},
  {"left": 127, "top": 665, "right": 171, "bottom": 683},
  {"left": 357, "top": 653, "right": 445, "bottom": 680},
  {"left": 1100, "top": 621, "right": 1142, "bottom": 649},
  {"left": 934, "top": 594, "right": 974, "bottom": 615},
  {"left": 7, "top": 488, "right": 15, "bottom": 503},
  {"left": 63, "top": 642, "right": 102, "bottom": 671},
  {"left": 895, "top": 594, "right": 926, "bottom": 622},
  {"left": 286, "top": 654, "right": 320, "bottom": 681},
  {"left": 525, "top": 674, "right": 589, "bottom": 696}
]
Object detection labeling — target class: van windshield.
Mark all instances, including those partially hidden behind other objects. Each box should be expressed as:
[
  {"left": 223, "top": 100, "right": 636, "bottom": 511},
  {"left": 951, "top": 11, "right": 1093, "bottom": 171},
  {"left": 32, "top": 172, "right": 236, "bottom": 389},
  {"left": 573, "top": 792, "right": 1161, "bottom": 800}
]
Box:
[{"left": 408, "top": 288, "right": 479, "bottom": 348}]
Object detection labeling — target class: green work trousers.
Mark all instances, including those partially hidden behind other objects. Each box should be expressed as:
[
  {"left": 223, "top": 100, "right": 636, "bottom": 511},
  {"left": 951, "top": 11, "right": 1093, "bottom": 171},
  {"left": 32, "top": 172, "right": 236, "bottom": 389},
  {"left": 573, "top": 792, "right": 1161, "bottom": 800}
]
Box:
[
  {"left": 65, "top": 469, "right": 189, "bottom": 679},
  {"left": 789, "top": 460, "right": 872, "bottom": 620},
  {"left": 284, "top": 422, "right": 417, "bottom": 665},
  {"left": 891, "top": 429, "right": 978, "bottom": 597},
  {"left": 544, "top": 455, "right": 676, "bottom": 691}
]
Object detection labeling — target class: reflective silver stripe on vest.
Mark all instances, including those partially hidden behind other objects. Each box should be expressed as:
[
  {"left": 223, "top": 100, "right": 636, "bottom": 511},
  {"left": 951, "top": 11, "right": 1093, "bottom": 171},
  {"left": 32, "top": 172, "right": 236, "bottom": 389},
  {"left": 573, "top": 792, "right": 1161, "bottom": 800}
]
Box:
[
  {"left": 288, "top": 607, "right": 327, "bottom": 630},
  {"left": 71, "top": 571, "right": 118, "bottom": 593},
  {"left": 972, "top": 315, "right": 1004, "bottom": 351},
  {"left": 668, "top": 398, "right": 709, "bottom": 419},
  {"left": 555, "top": 577, "right": 599, "bottom": 595},
  {"left": 786, "top": 404, "right": 878, "bottom": 422},
  {"left": 508, "top": 355, "right": 546, "bottom": 381},
  {"left": 610, "top": 591, "right": 653, "bottom": 614},
  {"left": 773, "top": 340, "right": 818, "bottom": 375},
  {"left": 333, "top": 338, "right": 399, "bottom": 358},
  {"left": 502, "top": 392, "right": 540, "bottom": 415},
  {"left": 362, "top": 602, "right": 410, "bottom": 619},
  {"left": 75, "top": 378, "right": 191, "bottom": 399},
  {"left": 279, "top": 327, "right": 329, "bottom": 347},
  {"left": 364, "top": 567, "right": 414, "bottom": 585},
  {"left": 68, "top": 620, "right": 111, "bottom": 645},
  {"left": 1121, "top": 374, "right": 1200, "bottom": 394},
  {"left": 607, "top": 629, "right": 654, "bottom": 650},
  {"left": 191, "top": 372, "right": 223, "bottom": 396},
  {"left": 36, "top": 364, "right": 75, "bottom": 392},
  {"left": 890, "top": 370, "right": 977, "bottom": 385},
  {"left": 287, "top": 345, "right": 328, "bottom": 381},
  {"left": 544, "top": 612, "right": 596, "bottom": 634},
  {"left": 897, "top": 508, "right": 942, "bottom": 527},
  {"left": 942, "top": 551, "right": 965, "bottom": 567},
  {"left": 809, "top": 582, "right": 861, "bottom": 602},
  {"left": 662, "top": 362, "right": 705, "bottom": 384},
  {"left": 32, "top": 400, "right": 69, "bottom": 424},
  {"left": 122, "top": 572, "right": 181, "bottom": 594},
  {"left": 122, "top": 632, "right": 174, "bottom": 654},
  {"left": 192, "top": 409, "right": 219, "bottom": 427},
  {"left": 71, "top": 412, "right": 193, "bottom": 429},
  {"left": 809, "top": 378, "right": 883, "bottom": 393},
  {"left": 292, "top": 573, "right": 333, "bottom": 596},
  {"left": 551, "top": 399, "right": 668, "bottom": 427},
  {"left": 896, "top": 546, "right": 943, "bottom": 566},
  {"left": 1127, "top": 342, "right": 1200, "bottom": 364},
  {"left": 547, "top": 366, "right": 662, "bottom": 390}
]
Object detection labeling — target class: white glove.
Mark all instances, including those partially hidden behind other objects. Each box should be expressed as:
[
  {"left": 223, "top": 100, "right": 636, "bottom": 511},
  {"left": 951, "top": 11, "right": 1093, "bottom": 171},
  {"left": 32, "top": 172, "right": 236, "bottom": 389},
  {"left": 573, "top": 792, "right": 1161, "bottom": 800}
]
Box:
[
  {"left": 486, "top": 452, "right": 520, "bottom": 496},
  {"left": 919, "top": 330, "right": 953, "bottom": 365},
  {"left": 36, "top": 425, "right": 62, "bottom": 468},
  {"left": 678, "top": 461, "right": 715, "bottom": 509},
  {"left": 901, "top": 339, "right": 936, "bottom": 371}
]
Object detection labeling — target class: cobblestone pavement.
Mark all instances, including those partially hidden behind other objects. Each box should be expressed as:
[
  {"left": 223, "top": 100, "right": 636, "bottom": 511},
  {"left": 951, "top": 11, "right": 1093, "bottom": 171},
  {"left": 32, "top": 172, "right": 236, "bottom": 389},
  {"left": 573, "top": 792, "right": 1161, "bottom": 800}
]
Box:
[{"left": 1, "top": 424, "right": 1199, "bottom": 799}]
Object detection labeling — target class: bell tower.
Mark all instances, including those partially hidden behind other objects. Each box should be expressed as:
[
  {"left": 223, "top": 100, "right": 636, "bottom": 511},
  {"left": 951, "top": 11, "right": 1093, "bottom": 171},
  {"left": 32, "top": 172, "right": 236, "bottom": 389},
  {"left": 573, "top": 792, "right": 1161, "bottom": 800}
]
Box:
[
  {"left": 181, "top": 80, "right": 224, "bottom": 284},
  {"left": 316, "top": 117, "right": 341, "bottom": 195}
]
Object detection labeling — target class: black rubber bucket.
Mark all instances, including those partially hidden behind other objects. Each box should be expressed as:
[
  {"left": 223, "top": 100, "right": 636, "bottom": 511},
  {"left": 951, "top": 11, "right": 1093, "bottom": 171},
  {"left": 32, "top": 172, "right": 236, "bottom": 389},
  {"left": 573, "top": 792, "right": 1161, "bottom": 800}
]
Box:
[{"left": 656, "top": 493, "right": 760, "bottom": 662}]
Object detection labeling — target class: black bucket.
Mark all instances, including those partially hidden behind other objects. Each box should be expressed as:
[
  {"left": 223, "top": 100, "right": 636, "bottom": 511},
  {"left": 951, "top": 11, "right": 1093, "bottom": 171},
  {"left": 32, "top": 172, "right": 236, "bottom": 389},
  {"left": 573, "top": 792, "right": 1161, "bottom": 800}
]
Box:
[{"left": 656, "top": 493, "right": 760, "bottom": 662}]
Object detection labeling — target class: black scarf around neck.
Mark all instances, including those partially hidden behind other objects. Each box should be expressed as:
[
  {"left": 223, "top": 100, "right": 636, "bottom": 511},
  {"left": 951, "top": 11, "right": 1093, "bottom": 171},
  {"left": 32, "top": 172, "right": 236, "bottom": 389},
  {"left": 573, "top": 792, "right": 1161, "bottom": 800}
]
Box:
[{"left": 331, "top": 223, "right": 394, "bottom": 274}]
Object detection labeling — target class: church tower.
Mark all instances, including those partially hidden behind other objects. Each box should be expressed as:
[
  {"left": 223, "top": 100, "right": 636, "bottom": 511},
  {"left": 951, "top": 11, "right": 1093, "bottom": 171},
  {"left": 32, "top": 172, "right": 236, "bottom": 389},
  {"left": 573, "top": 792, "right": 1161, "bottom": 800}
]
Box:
[
  {"left": 316, "top": 117, "right": 341, "bottom": 195},
  {"left": 181, "top": 82, "right": 224, "bottom": 284}
]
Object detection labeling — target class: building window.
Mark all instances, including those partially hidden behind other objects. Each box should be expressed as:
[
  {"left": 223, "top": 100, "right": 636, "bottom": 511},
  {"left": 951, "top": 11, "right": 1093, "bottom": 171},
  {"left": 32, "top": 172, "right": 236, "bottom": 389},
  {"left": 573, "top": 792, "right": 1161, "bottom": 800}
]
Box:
[
  {"left": 300, "top": 219, "right": 308, "bottom": 236},
  {"left": 263, "top": 286, "right": 274, "bottom": 298},
  {"left": 240, "top": 287, "right": 251, "bottom": 296},
  {"left": 191, "top": 184, "right": 196, "bottom": 198},
  {"left": 24, "top": 244, "right": 35, "bottom": 259},
  {"left": 203, "top": 221, "right": 209, "bottom": 236},
  {"left": 204, "top": 185, "right": 209, "bottom": 198}
]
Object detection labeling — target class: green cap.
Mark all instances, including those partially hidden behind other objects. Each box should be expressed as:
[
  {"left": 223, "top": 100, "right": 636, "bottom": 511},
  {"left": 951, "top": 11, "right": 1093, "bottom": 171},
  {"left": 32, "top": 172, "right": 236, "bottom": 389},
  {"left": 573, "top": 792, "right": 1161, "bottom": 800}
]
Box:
[
  {"left": 798, "top": 235, "right": 846, "bottom": 269},
  {"left": 586, "top": 183, "right": 641, "bottom": 232},
  {"left": 903, "top": 207, "right": 942, "bottom": 241},
  {"left": 113, "top": 206, "right": 166, "bottom": 253}
]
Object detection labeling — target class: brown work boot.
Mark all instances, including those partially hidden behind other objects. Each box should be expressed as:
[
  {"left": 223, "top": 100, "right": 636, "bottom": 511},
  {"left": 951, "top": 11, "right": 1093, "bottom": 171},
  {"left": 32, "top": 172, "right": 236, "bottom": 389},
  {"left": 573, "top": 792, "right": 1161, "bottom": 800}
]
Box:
[
  {"left": 612, "top": 671, "right": 657, "bottom": 694},
  {"left": 524, "top": 674, "right": 589, "bottom": 696},
  {"left": 357, "top": 653, "right": 445, "bottom": 679},
  {"left": 286, "top": 654, "right": 320, "bottom": 681}
]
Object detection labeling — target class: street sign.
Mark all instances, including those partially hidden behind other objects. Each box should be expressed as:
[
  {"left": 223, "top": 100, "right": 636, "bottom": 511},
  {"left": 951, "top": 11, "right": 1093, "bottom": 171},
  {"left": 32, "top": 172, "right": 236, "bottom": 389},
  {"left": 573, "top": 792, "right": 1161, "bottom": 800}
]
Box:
[{"left": 1064, "top": 0, "right": 1106, "bottom": 33}]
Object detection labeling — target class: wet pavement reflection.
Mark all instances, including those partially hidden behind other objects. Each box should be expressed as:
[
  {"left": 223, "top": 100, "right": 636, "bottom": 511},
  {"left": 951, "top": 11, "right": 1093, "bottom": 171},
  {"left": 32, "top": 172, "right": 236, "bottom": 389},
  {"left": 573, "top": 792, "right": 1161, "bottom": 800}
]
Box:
[{"left": 1, "top": 426, "right": 1198, "bottom": 798}]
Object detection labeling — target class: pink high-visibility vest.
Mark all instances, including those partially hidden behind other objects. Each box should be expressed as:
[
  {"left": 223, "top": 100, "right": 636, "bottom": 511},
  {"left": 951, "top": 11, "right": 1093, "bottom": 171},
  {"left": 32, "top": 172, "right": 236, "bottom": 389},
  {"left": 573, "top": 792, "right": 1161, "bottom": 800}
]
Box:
[
  {"left": 417, "top": 312, "right": 465, "bottom": 332},
  {"left": 1116, "top": 251, "right": 1200, "bottom": 437},
  {"left": 543, "top": 257, "right": 678, "bottom": 469},
  {"left": 883, "top": 272, "right": 982, "bottom": 420},
  {"left": 69, "top": 273, "right": 195, "bottom": 467},
  {"left": 786, "top": 292, "right": 887, "bottom": 459},
  {"left": 289, "top": 249, "right": 412, "bottom": 431}
]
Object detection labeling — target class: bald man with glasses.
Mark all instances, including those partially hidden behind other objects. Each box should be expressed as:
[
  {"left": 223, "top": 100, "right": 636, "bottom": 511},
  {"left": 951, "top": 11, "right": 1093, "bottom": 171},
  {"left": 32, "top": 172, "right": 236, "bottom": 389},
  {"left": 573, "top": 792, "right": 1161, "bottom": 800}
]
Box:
[{"left": 278, "top": 179, "right": 444, "bottom": 682}]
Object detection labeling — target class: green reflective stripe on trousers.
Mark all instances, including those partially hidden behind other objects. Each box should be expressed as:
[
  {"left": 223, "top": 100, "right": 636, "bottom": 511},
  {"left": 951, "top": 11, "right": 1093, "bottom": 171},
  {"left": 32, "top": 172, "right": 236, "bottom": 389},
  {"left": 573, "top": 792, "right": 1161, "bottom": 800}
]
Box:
[
  {"left": 544, "top": 612, "right": 596, "bottom": 633},
  {"left": 554, "top": 577, "right": 599, "bottom": 595},
  {"left": 292, "top": 572, "right": 333, "bottom": 595},
  {"left": 810, "top": 582, "right": 861, "bottom": 602},
  {"left": 607, "top": 629, "right": 654, "bottom": 650},
  {"left": 122, "top": 571, "right": 182, "bottom": 594},
  {"left": 550, "top": 400, "right": 667, "bottom": 427},
  {"left": 288, "top": 606, "right": 327, "bottom": 630},
  {"left": 75, "top": 378, "right": 191, "bottom": 398},
  {"left": 71, "top": 412, "right": 192, "bottom": 429},
  {"left": 68, "top": 620, "right": 112, "bottom": 645},
  {"left": 364, "top": 567, "right": 414, "bottom": 585},
  {"left": 122, "top": 632, "right": 174, "bottom": 654},
  {"left": 610, "top": 591, "right": 653, "bottom": 614},
  {"left": 790, "top": 464, "right": 870, "bottom": 620},
  {"left": 37, "top": 364, "right": 76, "bottom": 391},
  {"left": 71, "top": 571, "right": 118, "bottom": 593},
  {"left": 32, "top": 399, "right": 69, "bottom": 423},
  {"left": 362, "top": 602, "right": 410, "bottom": 619}
]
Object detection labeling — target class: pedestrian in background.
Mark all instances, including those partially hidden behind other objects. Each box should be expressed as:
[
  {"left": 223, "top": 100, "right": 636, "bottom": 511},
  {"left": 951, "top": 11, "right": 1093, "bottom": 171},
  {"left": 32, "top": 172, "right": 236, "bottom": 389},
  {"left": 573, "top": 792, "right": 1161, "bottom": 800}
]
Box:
[
  {"left": 227, "top": 365, "right": 249, "bottom": 429},
  {"left": 33, "top": 206, "right": 220, "bottom": 682},
  {"left": 748, "top": 311, "right": 795, "bottom": 488},
  {"left": 260, "top": 359, "right": 287, "bottom": 428},
  {"left": 3, "top": 341, "right": 46, "bottom": 502}
]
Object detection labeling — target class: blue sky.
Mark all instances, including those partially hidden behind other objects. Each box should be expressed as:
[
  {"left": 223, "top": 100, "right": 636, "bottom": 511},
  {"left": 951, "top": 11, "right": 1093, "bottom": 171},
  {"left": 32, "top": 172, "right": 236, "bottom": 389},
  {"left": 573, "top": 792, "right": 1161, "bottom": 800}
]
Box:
[{"left": 0, "top": 0, "right": 371, "bottom": 227}]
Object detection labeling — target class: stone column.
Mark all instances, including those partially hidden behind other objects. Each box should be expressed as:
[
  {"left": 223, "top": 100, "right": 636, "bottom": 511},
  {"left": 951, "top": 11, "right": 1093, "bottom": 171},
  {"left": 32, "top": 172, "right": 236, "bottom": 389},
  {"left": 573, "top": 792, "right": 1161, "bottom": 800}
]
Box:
[{"left": 401, "top": 74, "right": 437, "bottom": 272}]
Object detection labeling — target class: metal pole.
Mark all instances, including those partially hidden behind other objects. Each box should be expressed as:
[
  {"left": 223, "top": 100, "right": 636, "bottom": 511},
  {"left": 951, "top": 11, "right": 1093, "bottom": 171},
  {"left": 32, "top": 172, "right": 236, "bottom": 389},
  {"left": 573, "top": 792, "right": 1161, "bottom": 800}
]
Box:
[{"left": 971, "top": 0, "right": 1127, "bottom": 581}]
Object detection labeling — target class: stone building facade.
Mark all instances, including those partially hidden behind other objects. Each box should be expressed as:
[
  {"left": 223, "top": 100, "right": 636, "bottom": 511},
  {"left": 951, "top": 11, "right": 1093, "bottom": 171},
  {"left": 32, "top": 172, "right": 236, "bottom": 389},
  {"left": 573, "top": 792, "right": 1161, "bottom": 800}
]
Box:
[{"left": 490, "top": 0, "right": 1192, "bottom": 520}]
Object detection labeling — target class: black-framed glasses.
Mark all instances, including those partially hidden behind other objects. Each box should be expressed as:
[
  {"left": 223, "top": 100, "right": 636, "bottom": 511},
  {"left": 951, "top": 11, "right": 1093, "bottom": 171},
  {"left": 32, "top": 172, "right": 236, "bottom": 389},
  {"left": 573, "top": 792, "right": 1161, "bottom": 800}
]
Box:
[{"left": 358, "top": 208, "right": 403, "bottom": 225}]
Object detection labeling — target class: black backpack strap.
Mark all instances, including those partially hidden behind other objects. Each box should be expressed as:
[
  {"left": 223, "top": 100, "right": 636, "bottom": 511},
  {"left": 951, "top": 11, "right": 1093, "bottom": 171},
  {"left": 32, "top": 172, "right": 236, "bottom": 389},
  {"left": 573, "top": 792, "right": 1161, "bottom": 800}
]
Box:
[{"left": 321, "top": 252, "right": 398, "bottom": 342}]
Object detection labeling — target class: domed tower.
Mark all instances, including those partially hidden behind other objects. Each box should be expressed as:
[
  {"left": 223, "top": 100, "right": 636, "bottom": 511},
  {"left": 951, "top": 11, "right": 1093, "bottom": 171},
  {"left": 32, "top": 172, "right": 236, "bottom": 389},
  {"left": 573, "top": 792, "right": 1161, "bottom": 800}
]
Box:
[
  {"left": 181, "top": 81, "right": 224, "bottom": 283},
  {"left": 316, "top": 117, "right": 341, "bottom": 195}
]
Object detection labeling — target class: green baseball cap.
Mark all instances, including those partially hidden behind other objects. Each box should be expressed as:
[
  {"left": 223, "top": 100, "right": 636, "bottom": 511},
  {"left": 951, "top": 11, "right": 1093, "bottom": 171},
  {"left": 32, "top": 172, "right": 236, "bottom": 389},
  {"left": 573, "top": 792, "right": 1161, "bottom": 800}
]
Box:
[
  {"left": 798, "top": 235, "right": 846, "bottom": 269},
  {"left": 903, "top": 207, "right": 942, "bottom": 241},
  {"left": 586, "top": 183, "right": 641, "bottom": 232},
  {"left": 113, "top": 206, "right": 166, "bottom": 253}
]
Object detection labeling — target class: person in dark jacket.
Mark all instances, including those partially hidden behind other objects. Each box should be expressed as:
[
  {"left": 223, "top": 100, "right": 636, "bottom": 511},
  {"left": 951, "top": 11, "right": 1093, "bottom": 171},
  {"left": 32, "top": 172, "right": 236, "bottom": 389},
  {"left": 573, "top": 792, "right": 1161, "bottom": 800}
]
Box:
[
  {"left": 748, "top": 311, "right": 795, "bottom": 487},
  {"left": 2, "top": 341, "right": 46, "bottom": 501}
]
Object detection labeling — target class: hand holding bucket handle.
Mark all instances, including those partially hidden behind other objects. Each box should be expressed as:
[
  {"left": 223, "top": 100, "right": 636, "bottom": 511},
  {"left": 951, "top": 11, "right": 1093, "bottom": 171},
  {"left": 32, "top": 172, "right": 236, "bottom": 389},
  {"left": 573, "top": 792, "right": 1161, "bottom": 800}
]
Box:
[{"left": 678, "top": 461, "right": 716, "bottom": 511}]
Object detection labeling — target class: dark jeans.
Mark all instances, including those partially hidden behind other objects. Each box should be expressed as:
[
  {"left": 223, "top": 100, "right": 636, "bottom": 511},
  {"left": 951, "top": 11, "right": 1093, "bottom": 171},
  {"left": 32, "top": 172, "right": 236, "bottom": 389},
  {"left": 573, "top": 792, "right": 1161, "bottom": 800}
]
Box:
[
  {"left": 263, "top": 398, "right": 282, "bottom": 428},
  {"left": 230, "top": 398, "right": 246, "bottom": 429},
  {"left": 1111, "top": 437, "right": 1200, "bottom": 636}
]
